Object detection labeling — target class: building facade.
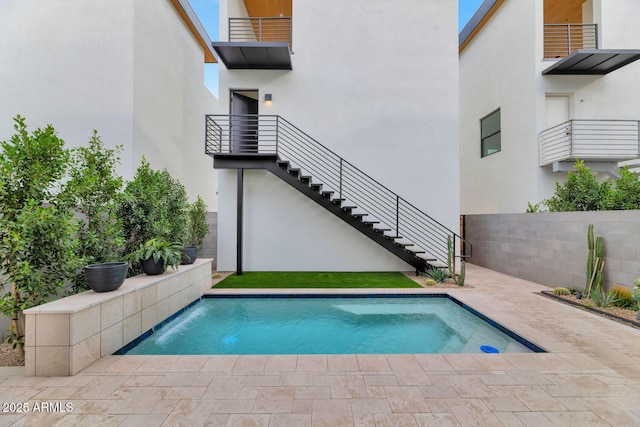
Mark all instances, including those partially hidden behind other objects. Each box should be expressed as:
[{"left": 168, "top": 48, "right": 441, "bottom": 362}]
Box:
[
  {"left": 210, "top": 0, "right": 462, "bottom": 272},
  {"left": 459, "top": 0, "right": 640, "bottom": 214}
]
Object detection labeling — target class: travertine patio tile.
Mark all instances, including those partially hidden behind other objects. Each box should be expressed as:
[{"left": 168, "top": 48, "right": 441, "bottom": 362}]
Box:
[
  {"left": 446, "top": 375, "right": 513, "bottom": 398},
  {"left": 103, "top": 355, "right": 151, "bottom": 373},
  {"left": 353, "top": 413, "right": 376, "bottom": 427},
  {"left": 297, "top": 355, "right": 328, "bottom": 371},
  {"left": 212, "top": 399, "right": 255, "bottom": 414},
  {"left": 441, "top": 398, "right": 503, "bottom": 427},
  {"left": 136, "top": 355, "right": 180, "bottom": 373},
  {"left": 310, "top": 412, "right": 353, "bottom": 427},
  {"left": 574, "top": 396, "right": 640, "bottom": 426},
  {"left": 163, "top": 386, "right": 207, "bottom": 400},
  {"left": 200, "top": 355, "right": 238, "bottom": 372},
  {"left": 395, "top": 371, "right": 433, "bottom": 386},
  {"left": 269, "top": 413, "right": 312, "bottom": 427},
  {"left": 443, "top": 355, "right": 485, "bottom": 371},
  {"left": 350, "top": 398, "right": 391, "bottom": 414},
  {"left": 265, "top": 355, "right": 297, "bottom": 372},
  {"left": 413, "top": 354, "right": 455, "bottom": 371},
  {"left": 543, "top": 411, "right": 609, "bottom": 426},
  {"left": 119, "top": 414, "right": 169, "bottom": 426},
  {"left": 328, "top": 354, "right": 359, "bottom": 371},
  {"left": 356, "top": 354, "right": 390, "bottom": 371},
  {"left": 330, "top": 375, "right": 368, "bottom": 399},
  {"left": 513, "top": 411, "right": 555, "bottom": 426},
  {"left": 202, "top": 375, "right": 246, "bottom": 399},
  {"left": 372, "top": 413, "right": 418, "bottom": 426},
  {"left": 414, "top": 412, "right": 461, "bottom": 426},
  {"left": 280, "top": 371, "right": 314, "bottom": 386},
  {"left": 503, "top": 370, "right": 553, "bottom": 385},
  {"left": 158, "top": 372, "right": 214, "bottom": 387},
  {"left": 491, "top": 412, "right": 525, "bottom": 427},
  {"left": 385, "top": 386, "right": 429, "bottom": 413},
  {"left": 71, "top": 375, "right": 128, "bottom": 399},
  {"left": 480, "top": 396, "right": 530, "bottom": 412},
  {"left": 292, "top": 399, "right": 313, "bottom": 414},
  {"left": 244, "top": 374, "right": 280, "bottom": 387},
  {"left": 252, "top": 397, "right": 293, "bottom": 413},
  {"left": 363, "top": 375, "right": 398, "bottom": 387},
  {"left": 162, "top": 399, "right": 216, "bottom": 426},
  {"left": 205, "top": 413, "right": 231, "bottom": 426},
  {"left": 122, "top": 375, "right": 163, "bottom": 387},
  {"left": 294, "top": 386, "right": 331, "bottom": 399},
  {"left": 233, "top": 355, "right": 268, "bottom": 373},
  {"left": 169, "top": 355, "right": 210, "bottom": 372},
  {"left": 386, "top": 354, "right": 422, "bottom": 371},
  {"left": 33, "top": 385, "right": 83, "bottom": 400},
  {"left": 311, "top": 398, "right": 352, "bottom": 414},
  {"left": 507, "top": 385, "right": 567, "bottom": 411}
]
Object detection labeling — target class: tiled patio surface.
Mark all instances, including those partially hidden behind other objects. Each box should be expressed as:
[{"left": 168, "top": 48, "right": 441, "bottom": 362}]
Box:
[{"left": 2, "top": 263, "right": 640, "bottom": 426}]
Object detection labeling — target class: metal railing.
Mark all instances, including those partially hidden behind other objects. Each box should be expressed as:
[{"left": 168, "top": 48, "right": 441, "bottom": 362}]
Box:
[
  {"left": 539, "top": 119, "right": 640, "bottom": 166},
  {"left": 544, "top": 23, "right": 597, "bottom": 59},
  {"left": 229, "top": 17, "right": 292, "bottom": 49},
  {"left": 206, "top": 114, "right": 471, "bottom": 266}
]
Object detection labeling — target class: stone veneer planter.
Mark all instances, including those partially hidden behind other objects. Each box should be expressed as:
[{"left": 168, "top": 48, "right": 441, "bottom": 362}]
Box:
[{"left": 23, "top": 259, "right": 213, "bottom": 376}]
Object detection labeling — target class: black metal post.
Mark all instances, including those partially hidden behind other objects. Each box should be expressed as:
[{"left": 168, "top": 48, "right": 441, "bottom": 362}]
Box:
[{"left": 237, "top": 168, "right": 244, "bottom": 275}]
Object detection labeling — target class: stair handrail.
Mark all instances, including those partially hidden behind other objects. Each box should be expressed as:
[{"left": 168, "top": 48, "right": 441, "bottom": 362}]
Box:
[{"left": 205, "top": 114, "right": 472, "bottom": 266}]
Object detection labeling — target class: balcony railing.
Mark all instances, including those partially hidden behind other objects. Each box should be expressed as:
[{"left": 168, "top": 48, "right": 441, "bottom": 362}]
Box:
[
  {"left": 229, "top": 17, "right": 292, "bottom": 49},
  {"left": 544, "top": 24, "right": 598, "bottom": 59},
  {"left": 539, "top": 119, "right": 640, "bottom": 166}
]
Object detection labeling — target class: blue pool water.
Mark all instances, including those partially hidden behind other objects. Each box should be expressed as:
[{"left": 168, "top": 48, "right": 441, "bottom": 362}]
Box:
[{"left": 123, "top": 296, "right": 540, "bottom": 355}]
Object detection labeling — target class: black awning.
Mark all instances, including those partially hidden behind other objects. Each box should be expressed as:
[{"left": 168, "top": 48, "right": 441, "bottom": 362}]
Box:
[
  {"left": 543, "top": 49, "right": 640, "bottom": 75},
  {"left": 211, "top": 42, "right": 292, "bottom": 70}
]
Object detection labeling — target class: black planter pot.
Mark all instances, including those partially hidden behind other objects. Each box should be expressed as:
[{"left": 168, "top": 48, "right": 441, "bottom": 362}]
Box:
[
  {"left": 141, "top": 257, "right": 166, "bottom": 275},
  {"left": 84, "top": 262, "right": 128, "bottom": 292},
  {"left": 181, "top": 246, "right": 199, "bottom": 265}
]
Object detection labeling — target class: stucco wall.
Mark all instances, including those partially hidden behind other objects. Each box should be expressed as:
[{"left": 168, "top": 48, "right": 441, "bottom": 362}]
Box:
[
  {"left": 217, "top": 0, "right": 459, "bottom": 271},
  {"left": 464, "top": 211, "right": 640, "bottom": 290}
]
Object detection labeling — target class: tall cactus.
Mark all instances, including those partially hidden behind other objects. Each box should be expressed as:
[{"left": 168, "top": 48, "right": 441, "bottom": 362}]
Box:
[
  {"left": 593, "top": 236, "right": 604, "bottom": 293},
  {"left": 456, "top": 261, "right": 466, "bottom": 286},
  {"left": 586, "top": 223, "right": 594, "bottom": 288}
]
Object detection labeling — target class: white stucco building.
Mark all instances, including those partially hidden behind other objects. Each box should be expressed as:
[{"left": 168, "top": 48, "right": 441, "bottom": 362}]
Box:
[
  {"left": 209, "top": 0, "right": 463, "bottom": 272},
  {"left": 459, "top": 0, "right": 640, "bottom": 214},
  {"left": 0, "top": 0, "right": 218, "bottom": 209}
]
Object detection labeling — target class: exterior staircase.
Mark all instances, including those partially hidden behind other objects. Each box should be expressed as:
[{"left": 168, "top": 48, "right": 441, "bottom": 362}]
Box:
[{"left": 205, "top": 114, "right": 470, "bottom": 273}]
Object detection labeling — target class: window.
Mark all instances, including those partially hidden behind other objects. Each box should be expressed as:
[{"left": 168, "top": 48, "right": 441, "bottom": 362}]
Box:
[{"left": 481, "top": 109, "right": 501, "bottom": 157}]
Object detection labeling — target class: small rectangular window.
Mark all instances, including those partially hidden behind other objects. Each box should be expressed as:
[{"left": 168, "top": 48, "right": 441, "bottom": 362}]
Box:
[{"left": 481, "top": 109, "right": 501, "bottom": 157}]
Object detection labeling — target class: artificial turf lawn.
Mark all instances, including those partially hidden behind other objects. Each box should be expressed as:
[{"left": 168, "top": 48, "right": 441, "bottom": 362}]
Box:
[{"left": 214, "top": 272, "right": 421, "bottom": 288}]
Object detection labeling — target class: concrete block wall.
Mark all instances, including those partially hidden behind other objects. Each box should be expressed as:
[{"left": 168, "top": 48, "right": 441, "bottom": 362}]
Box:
[{"left": 464, "top": 211, "right": 640, "bottom": 290}]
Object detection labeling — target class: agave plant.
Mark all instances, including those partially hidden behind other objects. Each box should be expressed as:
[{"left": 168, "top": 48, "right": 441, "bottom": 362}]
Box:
[
  {"left": 426, "top": 267, "right": 450, "bottom": 283},
  {"left": 590, "top": 289, "right": 618, "bottom": 308},
  {"left": 127, "top": 237, "right": 183, "bottom": 272}
]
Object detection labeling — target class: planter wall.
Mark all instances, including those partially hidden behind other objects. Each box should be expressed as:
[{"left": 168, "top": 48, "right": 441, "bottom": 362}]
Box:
[
  {"left": 23, "top": 259, "right": 213, "bottom": 376},
  {"left": 464, "top": 210, "right": 640, "bottom": 290}
]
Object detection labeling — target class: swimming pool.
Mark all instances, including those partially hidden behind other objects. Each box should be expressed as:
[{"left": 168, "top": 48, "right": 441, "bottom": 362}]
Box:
[{"left": 122, "top": 295, "right": 543, "bottom": 355}]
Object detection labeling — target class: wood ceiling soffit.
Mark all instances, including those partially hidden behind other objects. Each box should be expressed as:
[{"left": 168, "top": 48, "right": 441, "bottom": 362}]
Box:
[{"left": 243, "top": 0, "right": 291, "bottom": 17}]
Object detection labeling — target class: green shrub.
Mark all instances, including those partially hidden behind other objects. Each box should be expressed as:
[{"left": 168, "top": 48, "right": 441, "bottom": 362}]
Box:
[
  {"left": 544, "top": 160, "right": 612, "bottom": 212},
  {"left": 0, "top": 116, "right": 82, "bottom": 351},
  {"left": 186, "top": 195, "right": 209, "bottom": 248},
  {"left": 604, "top": 166, "right": 640, "bottom": 210}
]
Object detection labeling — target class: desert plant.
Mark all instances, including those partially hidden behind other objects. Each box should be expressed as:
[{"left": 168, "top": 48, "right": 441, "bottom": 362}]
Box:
[
  {"left": 424, "top": 278, "right": 437, "bottom": 287},
  {"left": 553, "top": 287, "right": 571, "bottom": 296},
  {"left": 0, "top": 116, "right": 83, "bottom": 352},
  {"left": 610, "top": 284, "right": 634, "bottom": 308},
  {"left": 585, "top": 224, "right": 604, "bottom": 297},
  {"left": 456, "top": 261, "right": 466, "bottom": 286},
  {"left": 590, "top": 289, "right": 618, "bottom": 308},
  {"left": 127, "top": 237, "right": 183, "bottom": 272},
  {"left": 185, "top": 196, "right": 209, "bottom": 248},
  {"left": 632, "top": 277, "right": 640, "bottom": 311},
  {"left": 426, "top": 267, "right": 450, "bottom": 283},
  {"left": 446, "top": 235, "right": 454, "bottom": 278}
]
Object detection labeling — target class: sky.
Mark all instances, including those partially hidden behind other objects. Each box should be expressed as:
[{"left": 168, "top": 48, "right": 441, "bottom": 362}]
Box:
[{"left": 190, "top": 0, "right": 485, "bottom": 96}]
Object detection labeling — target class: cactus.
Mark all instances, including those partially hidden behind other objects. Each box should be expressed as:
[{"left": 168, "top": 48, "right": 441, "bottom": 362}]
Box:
[
  {"left": 553, "top": 287, "right": 571, "bottom": 296},
  {"left": 424, "top": 278, "right": 437, "bottom": 287},
  {"left": 456, "top": 261, "right": 466, "bottom": 286},
  {"left": 593, "top": 236, "right": 604, "bottom": 293},
  {"left": 586, "top": 224, "right": 594, "bottom": 287}
]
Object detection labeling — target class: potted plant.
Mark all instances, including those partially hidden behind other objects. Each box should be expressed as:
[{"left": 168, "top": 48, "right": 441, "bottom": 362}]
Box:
[
  {"left": 84, "top": 262, "right": 129, "bottom": 292},
  {"left": 181, "top": 196, "right": 209, "bottom": 265},
  {"left": 128, "top": 238, "right": 182, "bottom": 275}
]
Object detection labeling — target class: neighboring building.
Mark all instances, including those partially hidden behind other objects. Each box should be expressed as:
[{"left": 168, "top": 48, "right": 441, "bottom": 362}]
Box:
[
  {"left": 0, "top": 0, "right": 218, "bottom": 210},
  {"left": 459, "top": 0, "right": 640, "bottom": 214},
  {"left": 208, "top": 0, "right": 463, "bottom": 272}
]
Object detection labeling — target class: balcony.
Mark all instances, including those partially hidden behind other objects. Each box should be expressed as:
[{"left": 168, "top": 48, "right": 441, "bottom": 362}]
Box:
[
  {"left": 542, "top": 23, "right": 640, "bottom": 75},
  {"left": 539, "top": 120, "right": 640, "bottom": 171},
  {"left": 211, "top": 17, "right": 292, "bottom": 70}
]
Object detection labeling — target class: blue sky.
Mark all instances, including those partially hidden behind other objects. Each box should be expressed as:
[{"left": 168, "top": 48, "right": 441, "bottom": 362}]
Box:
[{"left": 191, "top": 0, "right": 484, "bottom": 96}]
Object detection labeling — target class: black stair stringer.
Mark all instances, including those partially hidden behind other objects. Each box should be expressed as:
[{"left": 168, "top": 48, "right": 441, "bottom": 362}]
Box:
[{"left": 263, "top": 160, "right": 431, "bottom": 272}]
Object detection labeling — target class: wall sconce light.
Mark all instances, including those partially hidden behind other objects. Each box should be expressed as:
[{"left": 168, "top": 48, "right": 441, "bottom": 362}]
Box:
[{"left": 264, "top": 93, "right": 273, "bottom": 104}]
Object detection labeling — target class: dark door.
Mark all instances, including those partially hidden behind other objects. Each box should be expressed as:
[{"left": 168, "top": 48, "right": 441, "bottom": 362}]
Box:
[{"left": 230, "top": 90, "right": 259, "bottom": 153}]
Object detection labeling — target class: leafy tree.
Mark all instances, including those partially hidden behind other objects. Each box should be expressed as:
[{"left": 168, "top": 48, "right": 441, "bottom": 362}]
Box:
[
  {"left": 186, "top": 195, "right": 209, "bottom": 248},
  {"left": 0, "top": 116, "right": 82, "bottom": 351},
  {"left": 60, "top": 131, "right": 125, "bottom": 291},
  {"left": 544, "top": 160, "right": 612, "bottom": 211},
  {"left": 118, "top": 158, "right": 188, "bottom": 269},
  {"left": 604, "top": 166, "right": 640, "bottom": 210}
]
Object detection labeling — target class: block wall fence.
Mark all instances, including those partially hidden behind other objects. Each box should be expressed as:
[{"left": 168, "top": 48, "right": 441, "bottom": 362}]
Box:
[{"left": 463, "top": 211, "right": 640, "bottom": 290}]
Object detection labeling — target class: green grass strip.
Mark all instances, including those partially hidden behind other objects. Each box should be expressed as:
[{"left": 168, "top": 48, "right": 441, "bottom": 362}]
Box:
[{"left": 214, "top": 272, "right": 421, "bottom": 289}]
